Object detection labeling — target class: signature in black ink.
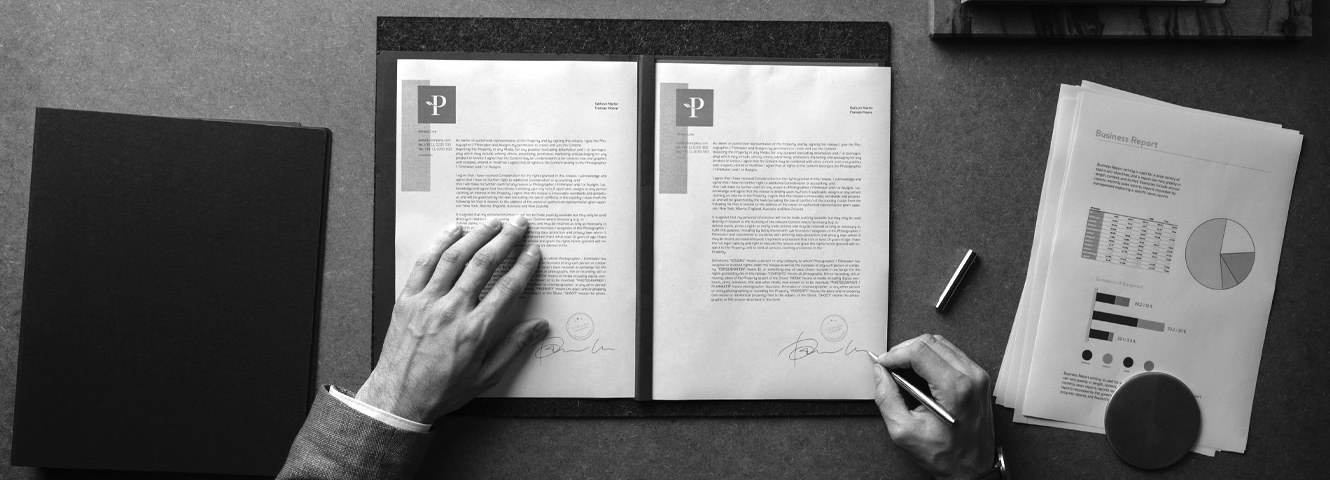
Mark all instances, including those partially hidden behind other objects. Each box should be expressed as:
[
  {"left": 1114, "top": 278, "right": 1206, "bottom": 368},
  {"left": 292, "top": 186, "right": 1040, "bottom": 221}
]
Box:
[
  {"left": 534, "top": 336, "right": 615, "bottom": 360},
  {"left": 777, "top": 331, "right": 869, "bottom": 364}
]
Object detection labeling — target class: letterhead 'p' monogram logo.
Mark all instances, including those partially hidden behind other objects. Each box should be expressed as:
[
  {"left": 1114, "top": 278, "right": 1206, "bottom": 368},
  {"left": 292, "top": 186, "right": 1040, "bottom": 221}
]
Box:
[
  {"left": 676, "top": 89, "right": 713, "bottom": 127},
  {"left": 418, "top": 86, "right": 456, "bottom": 124}
]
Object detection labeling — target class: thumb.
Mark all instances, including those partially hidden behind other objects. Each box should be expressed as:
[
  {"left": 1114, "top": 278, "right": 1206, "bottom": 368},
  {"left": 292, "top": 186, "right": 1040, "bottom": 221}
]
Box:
[
  {"left": 478, "top": 318, "right": 550, "bottom": 385},
  {"left": 873, "top": 363, "right": 914, "bottom": 433}
]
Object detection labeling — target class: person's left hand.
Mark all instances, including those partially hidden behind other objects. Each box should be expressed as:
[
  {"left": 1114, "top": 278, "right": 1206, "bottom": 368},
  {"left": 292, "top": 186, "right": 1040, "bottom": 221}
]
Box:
[{"left": 356, "top": 215, "right": 548, "bottom": 423}]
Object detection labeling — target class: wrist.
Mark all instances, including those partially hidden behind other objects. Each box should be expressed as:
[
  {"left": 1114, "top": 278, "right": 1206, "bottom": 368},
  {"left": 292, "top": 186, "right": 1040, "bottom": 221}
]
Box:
[{"left": 355, "top": 374, "right": 428, "bottom": 423}]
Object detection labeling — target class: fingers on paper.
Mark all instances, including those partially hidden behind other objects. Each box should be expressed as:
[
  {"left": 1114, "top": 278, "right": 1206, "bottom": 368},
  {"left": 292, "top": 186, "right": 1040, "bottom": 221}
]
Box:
[
  {"left": 478, "top": 244, "right": 542, "bottom": 314},
  {"left": 452, "top": 215, "right": 530, "bottom": 299},
  {"left": 478, "top": 318, "right": 549, "bottom": 388},
  {"left": 403, "top": 224, "right": 464, "bottom": 295},
  {"left": 425, "top": 217, "right": 505, "bottom": 295}
]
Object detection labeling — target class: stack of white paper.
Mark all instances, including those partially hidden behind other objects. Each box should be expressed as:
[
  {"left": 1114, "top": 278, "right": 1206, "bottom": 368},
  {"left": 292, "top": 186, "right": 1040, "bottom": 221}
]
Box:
[{"left": 995, "top": 82, "right": 1303, "bottom": 456}]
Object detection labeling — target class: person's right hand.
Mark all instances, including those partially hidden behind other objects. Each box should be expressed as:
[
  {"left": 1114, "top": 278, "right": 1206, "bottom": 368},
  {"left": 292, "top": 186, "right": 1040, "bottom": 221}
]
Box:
[{"left": 872, "top": 334, "right": 995, "bottom": 480}]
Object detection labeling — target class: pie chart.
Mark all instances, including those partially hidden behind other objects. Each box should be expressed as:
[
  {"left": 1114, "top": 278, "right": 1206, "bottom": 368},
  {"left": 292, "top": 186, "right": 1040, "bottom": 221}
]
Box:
[{"left": 1185, "top": 218, "right": 1255, "bottom": 290}]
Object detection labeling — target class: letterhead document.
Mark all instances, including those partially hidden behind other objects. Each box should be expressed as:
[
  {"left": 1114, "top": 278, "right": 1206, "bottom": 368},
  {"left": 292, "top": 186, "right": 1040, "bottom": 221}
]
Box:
[
  {"left": 395, "top": 58, "right": 639, "bottom": 397},
  {"left": 388, "top": 56, "right": 892, "bottom": 400},
  {"left": 651, "top": 61, "right": 892, "bottom": 399}
]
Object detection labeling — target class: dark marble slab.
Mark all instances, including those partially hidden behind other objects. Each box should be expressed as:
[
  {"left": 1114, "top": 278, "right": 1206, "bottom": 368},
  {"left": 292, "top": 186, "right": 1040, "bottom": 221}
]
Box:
[{"left": 931, "top": 0, "right": 1312, "bottom": 38}]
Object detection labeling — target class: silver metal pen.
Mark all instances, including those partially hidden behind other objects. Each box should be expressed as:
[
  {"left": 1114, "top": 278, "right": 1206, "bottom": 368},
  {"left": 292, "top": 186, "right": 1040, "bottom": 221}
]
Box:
[{"left": 869, "top": 351, "right": 957, "bottom": 425}]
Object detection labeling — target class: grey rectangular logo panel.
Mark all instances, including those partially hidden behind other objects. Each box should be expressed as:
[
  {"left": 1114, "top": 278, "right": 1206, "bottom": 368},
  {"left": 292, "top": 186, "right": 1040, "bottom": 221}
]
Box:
[
  {"left": 675, "top": 88, "right": 713, "bottom": 127},
  {"left": 659, "top": 83, "right": 689, "bottom": 194},
  {"left": 417, "top": 85, "right": 456, "bottom": 124}
]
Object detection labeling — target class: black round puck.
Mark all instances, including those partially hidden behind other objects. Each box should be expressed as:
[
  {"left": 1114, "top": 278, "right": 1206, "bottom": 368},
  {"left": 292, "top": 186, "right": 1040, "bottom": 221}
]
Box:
[{"left": 1104, "top": 372, "right": 1201, "bottom": 470}]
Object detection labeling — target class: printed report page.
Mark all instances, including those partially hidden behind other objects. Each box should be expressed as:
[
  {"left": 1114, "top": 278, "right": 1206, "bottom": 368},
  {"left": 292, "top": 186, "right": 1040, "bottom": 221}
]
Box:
[
  {"left": 1020, "top": 91, "right": 1302, "bottom": 453},
  {"left": 394, "top": 58, "right": 638, "bottom": 397},
  {"left": 1005, "top": 84, "right": 1278, "bottom": 457},
  {"left": 651, "top": 61, "right": 891, "bottom": 400}
]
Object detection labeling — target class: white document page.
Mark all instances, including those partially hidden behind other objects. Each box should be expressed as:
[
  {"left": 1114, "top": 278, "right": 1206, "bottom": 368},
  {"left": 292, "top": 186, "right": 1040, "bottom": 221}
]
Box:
[
  {"left": 1005, "top": 85, "right": 1286, "bottom": 457},
  {"left": 651, "top": 61, "right": 891, "bottom": 400},
  {"left": 1001, "top": 83, "right": 1282, "bottom": 456},
  {"left": 1019, "top": 91, "right": 1302, "bottom": 453},
  {"left": 996, "top": 81, "right": 1274, "bottom": 408},
  {"left": 1012, "top": 85, "right": 1126, "bottom": 415},
  {"left": 394, "top": 58, "right": 639, "bottom": 397}
]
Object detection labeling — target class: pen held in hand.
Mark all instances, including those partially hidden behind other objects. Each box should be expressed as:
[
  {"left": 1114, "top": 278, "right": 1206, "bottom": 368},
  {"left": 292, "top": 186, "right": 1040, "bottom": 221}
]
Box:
[{"left": 867, "top": 351, "right": 957, "bottom": 425}]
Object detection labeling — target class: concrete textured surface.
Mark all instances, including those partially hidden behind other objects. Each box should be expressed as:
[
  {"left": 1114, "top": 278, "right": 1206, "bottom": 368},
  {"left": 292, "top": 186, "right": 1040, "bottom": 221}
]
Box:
[{"left": 1, "top": 0, "right": 1327, "bottom": 478}]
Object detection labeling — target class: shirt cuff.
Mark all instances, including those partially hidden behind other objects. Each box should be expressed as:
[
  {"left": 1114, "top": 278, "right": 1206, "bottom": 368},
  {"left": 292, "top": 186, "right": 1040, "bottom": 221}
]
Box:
[{"left": 327, "top": 385, "right": 432, "bottom": 433}]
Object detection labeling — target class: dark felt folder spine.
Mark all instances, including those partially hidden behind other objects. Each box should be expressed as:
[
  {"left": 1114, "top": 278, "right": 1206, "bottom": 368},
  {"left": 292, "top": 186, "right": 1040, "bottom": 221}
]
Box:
[{"left": 635, "top": 55, "right": 656, "bottom": 402}]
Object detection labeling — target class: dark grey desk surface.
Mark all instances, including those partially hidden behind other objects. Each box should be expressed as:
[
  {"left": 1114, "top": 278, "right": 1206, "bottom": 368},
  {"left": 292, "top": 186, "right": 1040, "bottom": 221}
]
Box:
[{"left": 2, "top": 1, "right": 1327, "bottom": 478}]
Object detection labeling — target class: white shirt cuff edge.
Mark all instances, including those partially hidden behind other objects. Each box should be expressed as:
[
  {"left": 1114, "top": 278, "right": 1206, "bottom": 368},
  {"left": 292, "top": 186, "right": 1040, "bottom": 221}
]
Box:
[{"left": 327, "top": 385, "right": 432, "bottom": 433}]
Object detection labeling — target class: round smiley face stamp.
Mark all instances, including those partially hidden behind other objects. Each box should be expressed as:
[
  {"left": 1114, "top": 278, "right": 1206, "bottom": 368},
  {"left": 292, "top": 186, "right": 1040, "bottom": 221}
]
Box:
[
  {"left": 566, "top": 312, "right": 595, "bottom": 341},
  {"left": 820, "top": 314, "right": 847, "bottom": 343}
]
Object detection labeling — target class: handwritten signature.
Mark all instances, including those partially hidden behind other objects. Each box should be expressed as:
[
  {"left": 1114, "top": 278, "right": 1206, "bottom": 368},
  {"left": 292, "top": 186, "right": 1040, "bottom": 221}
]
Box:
[
  {"left": 534, "top": 336, "right": 615, "bottom": 360},
  {"left": 777, "top": 331, "right": 869, "bottom": 364}
]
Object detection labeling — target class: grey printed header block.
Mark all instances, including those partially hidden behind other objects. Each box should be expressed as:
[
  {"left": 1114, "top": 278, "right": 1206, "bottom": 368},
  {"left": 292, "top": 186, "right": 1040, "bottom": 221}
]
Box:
[
  {"left": 401, "top": 80, "right": 431, "bottom": 192},
  {"left": 659, "top": 83, "right": 689, "bottom": 194}
]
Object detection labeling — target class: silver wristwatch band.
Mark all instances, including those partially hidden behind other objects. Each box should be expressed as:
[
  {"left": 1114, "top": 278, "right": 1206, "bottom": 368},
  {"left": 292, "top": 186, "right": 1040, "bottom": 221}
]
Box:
[{"left": 975, "top": 445, "right": 1009, "bottom": 480}]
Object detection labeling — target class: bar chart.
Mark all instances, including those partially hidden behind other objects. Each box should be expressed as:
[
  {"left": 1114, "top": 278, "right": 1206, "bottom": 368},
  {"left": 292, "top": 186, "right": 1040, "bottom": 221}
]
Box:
[
  {"left": 1085, "top": 291, "right": 1166, "bottom": 342},
  {"left": 1083, "top": 290, "right": 1161, "bottom": 371},
  {"left": 1092, "top": 311, "right": 1165, "bottom": 332}
]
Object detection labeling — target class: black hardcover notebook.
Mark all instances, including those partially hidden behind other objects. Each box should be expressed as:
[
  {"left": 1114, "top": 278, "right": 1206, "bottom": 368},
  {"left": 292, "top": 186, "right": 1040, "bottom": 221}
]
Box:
[
  {"left": 374, "top": 18, "right": 892, "bottom": 417},
  {"left": 13, "top": 109, "right": 330, "bottom": 475}
]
